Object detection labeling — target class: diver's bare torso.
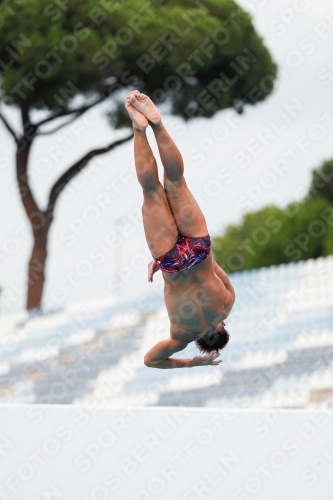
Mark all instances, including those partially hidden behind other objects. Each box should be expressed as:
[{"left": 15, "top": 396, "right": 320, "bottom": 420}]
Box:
[{"left": 163, "top": 253, "right": 234, "bottom": 343}]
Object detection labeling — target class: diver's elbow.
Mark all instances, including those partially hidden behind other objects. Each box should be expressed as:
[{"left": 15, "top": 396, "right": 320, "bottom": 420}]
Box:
[{"left": 144, "top": 354, "right": 154, "bottom": 367}]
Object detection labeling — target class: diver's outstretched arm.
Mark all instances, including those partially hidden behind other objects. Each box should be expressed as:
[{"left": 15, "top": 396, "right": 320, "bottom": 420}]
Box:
[{"left": 144, "top": 338, "right": 222, "bottom": 369}]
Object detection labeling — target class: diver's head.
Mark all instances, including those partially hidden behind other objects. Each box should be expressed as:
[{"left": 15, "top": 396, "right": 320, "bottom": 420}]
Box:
[{"left": 195, "top": 322, "right": 230, "bottom": 354}]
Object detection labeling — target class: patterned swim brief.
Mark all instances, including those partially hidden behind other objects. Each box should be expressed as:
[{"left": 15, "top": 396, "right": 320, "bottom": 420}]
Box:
[{"left": 154, "top": 234, "right": 211, "bottom": 274}]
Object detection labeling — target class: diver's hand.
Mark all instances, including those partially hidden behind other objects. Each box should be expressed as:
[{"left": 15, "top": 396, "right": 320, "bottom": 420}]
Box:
[
  {"left": 148, "top": 260, "right": 160, "bottom": 282},
  {"left": 191, "top": 351, "right": 222, "bottom": 367}
]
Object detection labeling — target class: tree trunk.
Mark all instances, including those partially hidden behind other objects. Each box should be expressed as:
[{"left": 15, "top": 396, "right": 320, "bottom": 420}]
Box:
[
  {"left": 27, "top": 230, "right": 49, "bottom": 310},
  {"left": 15, "top": 107, "right": 47, "bottom": 310},
  {"left": 14, "top": 104, "right": 133, "bottom": 310}
]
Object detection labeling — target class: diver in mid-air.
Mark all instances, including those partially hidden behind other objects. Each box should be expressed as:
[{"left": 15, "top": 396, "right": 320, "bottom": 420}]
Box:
[{"left": 125, "top": 90, "right": 235, "bottom": 369}]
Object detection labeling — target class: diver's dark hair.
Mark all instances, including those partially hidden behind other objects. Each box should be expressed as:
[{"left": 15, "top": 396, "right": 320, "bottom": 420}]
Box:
[{"left": 195, "top": 326, "right": 230, "bottom": 354}]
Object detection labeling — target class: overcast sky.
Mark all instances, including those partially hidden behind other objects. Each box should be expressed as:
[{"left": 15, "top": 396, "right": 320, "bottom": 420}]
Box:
[{"left": 1, "top": 0, "right": 333, "bottom": 312}]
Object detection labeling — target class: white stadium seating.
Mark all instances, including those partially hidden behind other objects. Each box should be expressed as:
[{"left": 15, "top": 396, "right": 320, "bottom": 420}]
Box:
[{"left": 1, "top": 256, "right": 333, "bottom": 409}]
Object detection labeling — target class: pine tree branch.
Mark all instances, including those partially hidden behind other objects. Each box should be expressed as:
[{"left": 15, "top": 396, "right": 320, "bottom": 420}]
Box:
[
  {"left": 35, "top": 102, "right": 94, "bottom": 128},
  {"left": 34, "top": 86, "right": 115, "bottom": 129},
  {"left": 36, "top": 115, "right": 81, "bottom": 136},
  {"left": 0, "top": 111, "right": 18, "bottom": 141},
  {"left": 45, "top": 132, "right": 133, "bottom": 218}
]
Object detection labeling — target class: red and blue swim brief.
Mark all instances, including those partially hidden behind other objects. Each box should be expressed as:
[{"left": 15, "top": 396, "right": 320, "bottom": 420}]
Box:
[{"left": 154, "top": 234, "right": 211, "bottom": 274}]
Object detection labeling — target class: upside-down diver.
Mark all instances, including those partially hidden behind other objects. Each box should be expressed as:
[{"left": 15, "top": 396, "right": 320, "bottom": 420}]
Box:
[{"left": 125, "top": 90, "right": 235, "bottom": 369}]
